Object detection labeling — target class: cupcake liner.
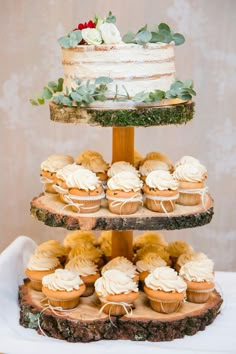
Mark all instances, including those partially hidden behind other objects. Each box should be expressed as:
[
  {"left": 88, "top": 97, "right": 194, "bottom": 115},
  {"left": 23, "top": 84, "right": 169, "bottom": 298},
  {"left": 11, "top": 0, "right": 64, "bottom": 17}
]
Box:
[
  {"left": 148, "top": 296, "right": 183, "bottom": 314},
  {"left": 106, "top": 193, "right": 142, "bottom": 215},
  {"left": 144, "top": 193, "right": 179, "bottom": 213},
  {"left": 63, "top": 193, "right": 105, "bottom": 214},
  {"left": 46, "top": 297, "right": 80, "bottom": 309},
  {"left": 177, "top": 187, "right": 208, "bottom": 207},
  {"left": 186, "top": 287, "right": 214, "bottom": 303}
]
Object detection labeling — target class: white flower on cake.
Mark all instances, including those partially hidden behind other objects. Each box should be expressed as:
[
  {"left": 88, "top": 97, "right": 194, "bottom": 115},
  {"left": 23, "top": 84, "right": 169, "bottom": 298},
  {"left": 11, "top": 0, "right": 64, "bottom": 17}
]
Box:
[
  {"left": 99, "top": 23, "right": 122, "bottom": 44},
  {"left": 82, "top": 28, "right": 102, "bottom": 45}
]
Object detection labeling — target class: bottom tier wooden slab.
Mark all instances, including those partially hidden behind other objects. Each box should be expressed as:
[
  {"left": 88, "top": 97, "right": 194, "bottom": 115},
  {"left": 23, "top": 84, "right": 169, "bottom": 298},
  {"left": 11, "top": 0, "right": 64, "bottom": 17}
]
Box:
[{"left": 19, "top": 280, "right": 222, "bottom": 343}]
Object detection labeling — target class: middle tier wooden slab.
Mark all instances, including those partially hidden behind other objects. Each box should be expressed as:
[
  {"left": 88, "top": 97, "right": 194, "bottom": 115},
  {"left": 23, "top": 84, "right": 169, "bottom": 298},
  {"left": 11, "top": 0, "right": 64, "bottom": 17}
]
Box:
[{"left": 30, "top": 193, "right": 214, "bottom": 231}]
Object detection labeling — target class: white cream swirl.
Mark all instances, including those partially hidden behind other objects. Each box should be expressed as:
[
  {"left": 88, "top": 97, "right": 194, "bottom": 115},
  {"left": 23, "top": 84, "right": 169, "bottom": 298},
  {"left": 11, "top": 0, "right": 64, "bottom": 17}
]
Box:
[
  {"left": 101, "top": 257, "right": 138, "bottom": 279},
  {"left": 65, "top": 256, "right": 98, "bottom": 276},
  {"left": 66, "top": 169, "right": 100, "bottom": 191},
  {"left": 145, "top": 266, "right": 187, "bottom": 293},
  {"left": 56, "top": 164, "right": 85, "bottom": 181},
  {"left": 175, "top": 155, "right": 201, "bottom": 169},
  {"left": 136, "top": 255, "right": 167, "bottom": 273},
  {"left": 173, "top": 163, "right": 207, "bottom": 182},
  {"left": 95, "top": 269, "right": 138, "bottom": 297},
  {"left": 177, "top": 252, "right": 214, "bottom": 269},
  {"left": 107, "top": 171, "right": 143, "bottom": 192},
  {"left": 139, "top": 160, "right": 170, "bottom": 176},
  {"left": 27, "top": 254, "right": 60, "bottom": 271},
  {"left": 180, "top": 260, "right": 214, "bottom": 282},
  {"left": 107, "top": 161, "right": 138, "bottom": 177},
  {"left": 42, "top": 269, "right": 84, "bottom": 291},
  {"left": 41, "top": 154, "right": 74, "bottom": 172},
  {"left": 146, "top": 170, "right": 179, "bottom": 190}
]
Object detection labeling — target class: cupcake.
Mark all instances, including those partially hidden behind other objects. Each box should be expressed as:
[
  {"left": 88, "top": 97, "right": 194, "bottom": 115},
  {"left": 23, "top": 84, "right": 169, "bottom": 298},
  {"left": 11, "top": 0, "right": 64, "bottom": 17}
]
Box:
[
  {"left": 175, "top": 251, "right": 214, "bottom": 273},
  {"left": 67, "top": 243, "right": 103, "bottom": 268},
  {"left": 140, "top": 151, "right": 174, "bottom": 173},
  {"left": 106, "top": 171, "right": 143, "bottom": 215},
  {"left": 134, "top": 244, "right": 171, "bottom": 266},
  {"left": 136, "top": 253, "right": 167, "bottom": 285},
  {"left": 63, "top": 230, "right": 97, "bottom": 250},
  {"left": 96, "top": 231, "right": 112, "bottom": 262},
  {"left": 134, "top": 150, "right": 143, "bottom": 169},
  {"left": 107, "top": 161, "right": 139, "bottom": 178},
  {"left": 173, "top": 161, "right": 208, "bottom": 206},
  {"left": 34, "top": 240, "right": 68, "bottom": 266},
  {"left": 40, "top": 154, "right": 74, "bottom": 193},
  {"left": 101, "top": 256, "right": 139, "bottom": 282},
  {"left": 42, "top": 269, "right": 85, "bottom": 309},
  {"left": 95, "top": 269, "right": 139, "bottom": 316},
  {"left": 143, "top": 170, "right": 179, "bottom": 213},
  {"left": 77, "top": 150, "right": 109, "bottom": 182},
  {"left": 144, "top": 266, "right": 187, "bottom": 314},
  {"left": 65, "top": 256, "right": 100, "bottom": 296},
  {"left": 53, "top": 163, "right": 85, "bottom": 202},
  {"left": 133, "top": 231, "right": 168, "bottom": 252},
  {"left": 64, "top": 169, "right": 105, "bottom": 213},
  {"left": 180, "top": 260, "right": 215, "bottom": 303},
  {"left": 139, "top": 160, "right": 171, "bottom": 182},
  {"left": 25, "top": 254, "right": 61, "bottom": 291},
  {"left": 167, "top": 240, "right": 193, "bottom": 266}
]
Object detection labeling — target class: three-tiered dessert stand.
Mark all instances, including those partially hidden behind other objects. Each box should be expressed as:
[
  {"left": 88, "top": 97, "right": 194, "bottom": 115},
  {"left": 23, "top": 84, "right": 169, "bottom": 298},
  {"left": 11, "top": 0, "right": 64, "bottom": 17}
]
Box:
[{"left": 19, "top": 100, "right": 222, "bottom": 342}]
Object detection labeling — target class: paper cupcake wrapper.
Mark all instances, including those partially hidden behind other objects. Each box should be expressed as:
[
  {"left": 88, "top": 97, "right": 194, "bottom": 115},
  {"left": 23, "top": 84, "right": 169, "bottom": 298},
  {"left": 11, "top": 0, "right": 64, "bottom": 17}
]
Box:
[{"left": 178, "top": 186, "right": 208, "bottom": 209}]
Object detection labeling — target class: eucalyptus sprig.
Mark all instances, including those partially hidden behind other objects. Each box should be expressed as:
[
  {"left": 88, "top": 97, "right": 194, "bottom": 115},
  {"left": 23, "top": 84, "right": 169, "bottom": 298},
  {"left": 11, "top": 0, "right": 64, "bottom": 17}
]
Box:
[
  {"left": 123, "top": 23, "right": 185, "bottom": 46},
  {"left": 30, "top": 78, "right": 63, "bottom": 106}
]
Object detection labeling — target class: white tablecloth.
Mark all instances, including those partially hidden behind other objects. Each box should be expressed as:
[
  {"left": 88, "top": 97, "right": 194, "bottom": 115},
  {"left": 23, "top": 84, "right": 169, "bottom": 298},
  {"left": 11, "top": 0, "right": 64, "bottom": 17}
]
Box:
[{"left": 0, "top": 236, "right": 235, "bottom": 354}]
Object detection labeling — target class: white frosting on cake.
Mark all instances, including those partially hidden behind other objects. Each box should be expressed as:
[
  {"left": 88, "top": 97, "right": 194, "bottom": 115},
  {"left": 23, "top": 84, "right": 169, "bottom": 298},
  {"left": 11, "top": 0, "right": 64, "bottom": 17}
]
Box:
[
  {"left": 27, "top": 254, "right": 60, "bottom": 271},
  {"left": 174, "top": 155, "right": 201, "bottom": 169},
  {"left": 107, "top": 171, "right": 143, "bottom": 192},
  {"left": 146, "top": 170, "right": 179, "bottom": 190},
  {"left": 61, "top": 43, "right": 176, "bottom": 100},
  {"left": 42, "top": 269, "right": 84, "bottom": 291},
  {"left": 145, "top": 266, "right": 187, "bottom": 293},
  {"left": 136, "top": 255, "right": 167, "bottom": 273},
  {"left": 139, "top": 160, "right": 170, "bottom": 176},
  {"left": 56, "top": 163, "right": 85, "bottom": 181},
  {"left": 173, "top": 163, "right": 207, "bottom": 182},
  {"left": 107, "top": 161, "right": 138, "bottom": 177},
  {"left": 101, "top": 256, "right": 138, "bottom": 279},
  {"left": 41, "top": 154, "right": 74, "bottom": 172},
  {"left": 180, "top": 260, "right": 214, "bottom": 282},
  {"left": 66, "top": 169, "right": 100, "bottom": 190},
  {"left": 65, "top": 256, "right": 98, "bottom": 276}
]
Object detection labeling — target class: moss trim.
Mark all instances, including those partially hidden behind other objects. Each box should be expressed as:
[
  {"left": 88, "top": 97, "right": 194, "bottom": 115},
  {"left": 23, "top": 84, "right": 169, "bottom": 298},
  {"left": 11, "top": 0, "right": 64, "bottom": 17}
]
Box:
[{"left": 49, "top": 101, "right": 195, "bottom": 127}]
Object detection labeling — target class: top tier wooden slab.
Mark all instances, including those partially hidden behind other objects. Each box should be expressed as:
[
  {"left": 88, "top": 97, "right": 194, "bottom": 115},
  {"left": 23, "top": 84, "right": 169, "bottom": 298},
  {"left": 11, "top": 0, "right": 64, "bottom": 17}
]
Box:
[
  {"left": 49, "top": 100, "right": 194, "bottom": 127},
  {"left": 30, "top": 193, "right": 213, "bottom": 231}
]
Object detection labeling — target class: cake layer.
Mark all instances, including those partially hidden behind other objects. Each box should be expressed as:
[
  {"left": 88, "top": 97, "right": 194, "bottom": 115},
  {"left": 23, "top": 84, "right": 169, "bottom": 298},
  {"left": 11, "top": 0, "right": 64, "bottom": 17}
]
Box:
[{"left": 62, "top": 43, "right": 176, "bottom": 97}]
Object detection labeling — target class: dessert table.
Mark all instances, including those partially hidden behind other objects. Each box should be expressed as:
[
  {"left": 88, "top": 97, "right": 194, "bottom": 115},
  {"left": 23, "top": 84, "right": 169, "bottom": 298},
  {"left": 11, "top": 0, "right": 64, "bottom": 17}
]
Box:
[{"left": 0, "top": 236, "right": 235, "bottom": 354}]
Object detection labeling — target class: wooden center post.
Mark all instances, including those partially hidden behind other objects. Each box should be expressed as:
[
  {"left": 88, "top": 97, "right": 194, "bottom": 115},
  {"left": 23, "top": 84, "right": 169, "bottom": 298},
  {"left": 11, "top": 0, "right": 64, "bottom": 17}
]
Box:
[{"left": 112, "top": 127, "right": 134, "bottom": 261}]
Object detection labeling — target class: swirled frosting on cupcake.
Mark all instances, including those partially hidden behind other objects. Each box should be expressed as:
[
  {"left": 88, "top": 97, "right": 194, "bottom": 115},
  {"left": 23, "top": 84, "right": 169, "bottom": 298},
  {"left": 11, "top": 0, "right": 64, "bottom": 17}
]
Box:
[
  {"left": 107, "top": 171, "right": 143, "bottom": 192},
  {"left": 68, "top": 244, "right": 102, "bottom": 263},
  {"left": 66, "top": 169, "right": 100, "bottom": 191},
  {"left": 34, "top": 240, "right": 68, "bottom": 258},
  {"left": 107, "top": 161, "right": 138, "bottom": 177},
  {"left": 173, "top": 163, "right": 207, "bottom": 182},
  {"left": 41, "top": 154, "right": 74, "bottom": 172},
  {"left": 56, "top": 163, "right": 85, "bottom": 181},
  {"left": 135, "top": 246, "right": 170, "bottom": 264},
  {"left": 136, "top": 254, "right": 167, "bottom": 273},
  {"left": 175, "top": 155, "right": 201, "bottom": 169},
  {"left": 146, "top": 170, "right": 179, "bottom": 190},
  {"left": 180, "top": 260, "right": 214, "bottom": 282},
  {"left": 101, "top": 257, "right": 138, "bottom": 279},
  {"left": 77, "top": 150, "right": 108, "bottom": 173},
  {"left": 65, "top": 256, "right": 98, "bottom": 276},
  {"left": 42, "top": 269, "right": 84, "bottom": 291},
  {"left": 95, "top": 269, "right": 138, "bottom": 297},
  {"left": 167, "top": 241, "right": 193, "bottom": 258},
  {"left": 139, "top": 160, "right": 170, "bottom": 176},
  {"left": 177, "top": 252, "right": 214, "bottom": 269},
  {"left": 27, "top": 254, "right": 60, "bottom": 271},
  {"left": 145, "top": 266, "right": 187, "bottom": 293}
]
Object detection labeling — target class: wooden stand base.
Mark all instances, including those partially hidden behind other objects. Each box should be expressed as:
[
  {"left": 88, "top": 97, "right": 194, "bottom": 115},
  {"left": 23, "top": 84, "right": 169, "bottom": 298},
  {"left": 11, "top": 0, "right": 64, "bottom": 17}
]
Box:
[{"left": 19, "top": 281, "right": 222, "bottom": 343}]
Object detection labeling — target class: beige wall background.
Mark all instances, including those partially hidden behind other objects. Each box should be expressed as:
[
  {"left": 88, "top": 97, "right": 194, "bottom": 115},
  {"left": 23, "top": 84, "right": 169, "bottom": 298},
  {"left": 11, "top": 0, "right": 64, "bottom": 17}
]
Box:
[{"left": 1, "top": 0, "right": 236, "bottom": 270}]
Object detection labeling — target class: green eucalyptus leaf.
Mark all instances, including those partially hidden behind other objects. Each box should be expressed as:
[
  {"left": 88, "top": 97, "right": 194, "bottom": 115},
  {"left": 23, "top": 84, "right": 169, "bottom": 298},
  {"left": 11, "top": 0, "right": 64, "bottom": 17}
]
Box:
[
  {"left": 42, "top": 87, "right": 53, "bottom": 99},
  {"left": 158, "top": 23, "right": 171, "bottom": 34},
  {"left": 172, "top": 33, "right": 185, "bottom": 45},
  {"left": 137, "top": 24, "right": 148, "bottom": 33},
  {"left": 65, "top": 87, "right": 70, "bottom": 96},
  {"left": 183, "top": 79, "right": 193, "bottom": 89},
  {"left": 75, "top": 79, "right": 82, "bottom": 86},
  {"left": 161, "top": 32, "right": 172, "bottom": 43},
  {"left": 179, "top": 93, "right": 192, "bottom": 100},
  {"left": 73, "top": 30, "right": 82, "bottom": 43},
  {"left": 30, "top": 99, "right": 39, "bottom": 106},
  {"left": 170, "top": 80, "right": 184, "bottom": 91},
  {"left": 149, "top": 89, "right": 165, "bottom": 101},
  {"left": 37, "top": 97, "right": 45, "bottom": 105},
  {"left": 57, "top": 36, "right": 71, "bottom": 48},
  {"left": 135, "top": 30, "right": 152, "bottom": 45},
  {"left": 106, "top": 11, "right": 116, "bottom": 23},
  {"left": 150, "top": 32, "right": 165, "bottom": 43},
  {"left": 62, "top": 96, "right": 72, "bottom": 106},
  {"left": 69, "top": 38, "right": 79, "bottom": 47},
  {"left": 122, "top": 31, "right": 136, "bottom": 43},
  {"left": 95, "top": 94, "right": 106, "bottom": 101},
  {"left": 71, "top": 91, "right": 82, "bottom": 102},
  {"left": 133, "top": 91, "right": 150, "bottom": 102},
  {"left": 95, "top": 76, "right": 113, "bottom": 85},
  {"left": 69, "top": 32, "right": 77, "bottom": 40},
  {"left": 47, "top": 81, "right": 58, "bottom": 93},
  {"left": 57, "top": 78, "right": 64, "bottom": 92}
]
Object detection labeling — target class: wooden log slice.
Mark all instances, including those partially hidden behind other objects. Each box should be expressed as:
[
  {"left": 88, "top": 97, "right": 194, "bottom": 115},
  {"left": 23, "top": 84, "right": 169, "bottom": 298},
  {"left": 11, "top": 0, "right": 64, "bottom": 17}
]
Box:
[
  {"left": 30, "top": 193, "right": 214, "bottom": 231},
  {"left": 19, "top": 280, "right": 223, "bottom": 343},
  {"left": 49, "top": 101, "right": 195, "bottom": 127}
]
